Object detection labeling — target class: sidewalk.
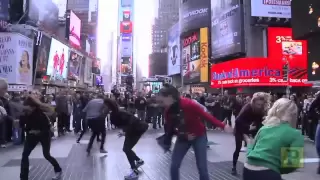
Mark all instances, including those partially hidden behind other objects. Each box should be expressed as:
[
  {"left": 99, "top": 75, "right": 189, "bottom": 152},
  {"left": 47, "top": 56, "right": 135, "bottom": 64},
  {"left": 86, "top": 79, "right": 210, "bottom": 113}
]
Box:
[{"left": 0, "top": 130, "right": 318, "bottom": 180}]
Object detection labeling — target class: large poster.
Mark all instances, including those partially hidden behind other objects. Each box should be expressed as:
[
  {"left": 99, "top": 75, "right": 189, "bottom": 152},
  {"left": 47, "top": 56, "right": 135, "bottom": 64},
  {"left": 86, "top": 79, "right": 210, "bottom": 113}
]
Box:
[
  {"left": 68, "top": 11, "right": 81, "bottom": 47},
  {"left": 167, "top": 22, "right": 180, "bottom": 76},
  {"left": 46, "top": 38, "right": 69, "bottom": 80},
  {"left": 35, "top": 35, "right": 51, "bottom": 78},
  {"left": 84, "top": 57, "right": 93, "bottom": 84},
  {"left": 211, "top": 0, "right": 244, "bottom": 59},
  {"left": 182, "top": 31, "right": 201, "bottom": 83},
  {"left": 122, "top": 40, "right": 132, "bottom": 57},
  {"left": 68, "top": 51, "right": 81, "bottom": 80},
  {"left": 251, "top": 0, "right": 291, "bottom": 18},
  {"left": 0, "top": 33, "right": 33, "bottom": 85},
  {"left": 179, "top": 0, "right": 211, "bottom": 33}
]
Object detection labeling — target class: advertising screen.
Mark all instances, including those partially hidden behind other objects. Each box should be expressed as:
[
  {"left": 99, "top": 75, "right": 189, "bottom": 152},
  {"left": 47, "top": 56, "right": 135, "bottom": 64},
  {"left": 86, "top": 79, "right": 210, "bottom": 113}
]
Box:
[
  {"left": 84, "top": 57, "right": 93, "bottom": 84},
  {"left": 291, "top": 0, "right": 320, "bottom": 39},
  {"left": 121, "top": 57, "right": 132, "bottom": 75},
  {"left": 0, "top": 33, "right": 34, "bottom": 85},
  {"left": 251, "top": 0, "right": 291, "bottom": 18},
  {"left": 69, "top": 11, "right": 81, "bottom": 47},
  {"left": 120, "top": 21, "right": 133, "bottom": 33},
  {"left": 123, "top": 10, "right": 131, "bottom": 21},
  {"left": 96, "top": 75, "right": 103, "bottom": 85},
  {"left": 308, "top": 35, "right": 320, "bottom": 81},
  {"left": 167, "top": 22, "right": 180, "bottom": 76},
  {"left": 121, "top": 0, "right": 132, "bottom": 7},
  {"left": 210, "top": 28, "right": 311, "bottom": 87},
  {"left": 28, "top": 0, "right": 59, "bottom": 34},
  {"left": 211, "top": 0, "right": 244, "bottom": 59},
  {"left": 36, "top": 35, "right": 51, "bottom": 78},
  {"left": 46, "top": 38, "right": 70, "bottom": 80},
  {"left": 122, "top": 40, "right": 132, "bottom": 57},
  {"left": 122, "top": 33, "right": 132, "bottom": 41},
  {"left": 68, "top": 51, "right": 81, "bottom": 80},
  {"left": 180, "top": 0, "right": 211, "bottom": 33},
  {"left": 92, "top": 58, "right": 101, "bottom": 74}
]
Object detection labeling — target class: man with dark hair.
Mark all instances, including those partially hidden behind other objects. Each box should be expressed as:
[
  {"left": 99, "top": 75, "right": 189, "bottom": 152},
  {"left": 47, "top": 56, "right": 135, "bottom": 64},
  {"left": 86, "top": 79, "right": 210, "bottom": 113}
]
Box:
[{"left": 156, "top": 84, "right": 232, "bottom": 180}]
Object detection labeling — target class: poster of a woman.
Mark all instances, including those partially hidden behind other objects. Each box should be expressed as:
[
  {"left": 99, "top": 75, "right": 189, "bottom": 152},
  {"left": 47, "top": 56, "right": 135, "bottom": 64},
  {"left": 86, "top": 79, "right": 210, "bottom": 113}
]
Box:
[{"left": 19, "top": 50, "right": 31, "bottom": 84}]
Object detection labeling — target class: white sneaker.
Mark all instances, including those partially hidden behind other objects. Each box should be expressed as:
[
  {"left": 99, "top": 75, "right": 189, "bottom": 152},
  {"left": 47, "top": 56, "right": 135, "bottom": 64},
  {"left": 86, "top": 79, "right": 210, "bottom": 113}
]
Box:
[
  {"left": 124, "top": 169, "right": 139, "bottom": 180},
  {"left": 0, "top": 144, "right": 6, "bottom": 148},
  {"left": 240, "top": 147, "right": 247, "bottom": 152},
  {"left": 52, "top": 171, "right": 62, "bottom": 180}
]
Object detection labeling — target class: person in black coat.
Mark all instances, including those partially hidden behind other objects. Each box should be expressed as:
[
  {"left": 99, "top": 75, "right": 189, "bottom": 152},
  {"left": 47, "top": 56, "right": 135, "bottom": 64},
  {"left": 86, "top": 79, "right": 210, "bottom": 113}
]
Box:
[{"left": 104, "top": 98, "right": 148, "bottom": 179}]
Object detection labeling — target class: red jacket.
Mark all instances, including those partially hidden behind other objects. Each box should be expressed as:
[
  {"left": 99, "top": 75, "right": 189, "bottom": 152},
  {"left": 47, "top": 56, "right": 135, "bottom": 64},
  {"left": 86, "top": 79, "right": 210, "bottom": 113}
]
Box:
[{"left": 165, "top": 97, "right": 225, "bottom": 137}]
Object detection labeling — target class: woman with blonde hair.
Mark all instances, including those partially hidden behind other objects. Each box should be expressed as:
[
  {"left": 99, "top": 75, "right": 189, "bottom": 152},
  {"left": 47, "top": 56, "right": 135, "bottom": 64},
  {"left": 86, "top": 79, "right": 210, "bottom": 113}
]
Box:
[
  {"left": 243, "top": 98, "right": 304, "bottom": 180},
  {"left": 232, "top": 92, "right": 270, "bottom": 175},
  {"left": 19, "top": 96, "right": 62, "bottom": 180}
]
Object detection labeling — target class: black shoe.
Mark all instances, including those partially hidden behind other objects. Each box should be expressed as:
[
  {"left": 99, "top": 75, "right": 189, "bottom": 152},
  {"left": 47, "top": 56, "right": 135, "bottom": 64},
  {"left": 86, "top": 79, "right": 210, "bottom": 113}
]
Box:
[
  {"left": 136, "top": 159, "right": 144, "bottom": 168},
  {"left": 76, "top": 140, "right": 80, "bottom": 143},
  {"left": 86, "top": 149, "right": 91, "bottom": 156},
  {"left": 231, "top": 167, "right": 237, "bottom": 175}
]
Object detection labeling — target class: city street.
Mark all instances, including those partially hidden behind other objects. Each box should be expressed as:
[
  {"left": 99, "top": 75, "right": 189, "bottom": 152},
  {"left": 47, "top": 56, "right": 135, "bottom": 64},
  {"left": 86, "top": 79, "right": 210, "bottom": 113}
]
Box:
[{"left": 0, "top": 130, "right": 319, "bottom": 180}]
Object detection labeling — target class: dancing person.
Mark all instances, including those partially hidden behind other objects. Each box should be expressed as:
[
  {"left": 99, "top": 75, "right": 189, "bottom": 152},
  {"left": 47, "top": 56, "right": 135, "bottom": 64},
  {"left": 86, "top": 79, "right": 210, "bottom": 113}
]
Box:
[
  {"left": 232, "top": 92, "right": 270, "bottom": 175},
  {"left": 104, "top": 98, "right": 148, "bottom": 180},
  {"left": 83, "top": 94, "right": 107, "bottom": 154},
  {"left": 156, "top": 84, "right": 232, "bottom": 180},
  {"left": 308, "top": 91, "right": 320, "bottom": 174},
  {"left": 20, "top": 96, "right": 62, "bottom": 180},
  {"left": 243, "top": 98, "right": 304, "bottom": 180}
]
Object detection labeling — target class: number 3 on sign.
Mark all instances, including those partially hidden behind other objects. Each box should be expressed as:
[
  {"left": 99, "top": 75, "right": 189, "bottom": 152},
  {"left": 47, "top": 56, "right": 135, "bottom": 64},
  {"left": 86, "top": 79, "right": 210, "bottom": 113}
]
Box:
[{"left": 276, "top": 36, "right": 284, "bottom": 43}]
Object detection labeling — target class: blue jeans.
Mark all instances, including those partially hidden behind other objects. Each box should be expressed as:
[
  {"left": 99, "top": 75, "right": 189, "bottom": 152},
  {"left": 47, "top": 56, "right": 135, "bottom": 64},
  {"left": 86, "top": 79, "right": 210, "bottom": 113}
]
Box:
[
  {"left": 170, "top": 135, "right": 209, "bottom": 180},
  {"left": 315, "top": 124, "right": 320, "bottom": 157}
]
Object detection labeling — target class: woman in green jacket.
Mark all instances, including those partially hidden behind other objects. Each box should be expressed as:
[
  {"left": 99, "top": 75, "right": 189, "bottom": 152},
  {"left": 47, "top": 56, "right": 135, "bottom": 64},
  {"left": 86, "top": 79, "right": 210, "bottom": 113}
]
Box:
[{"left": 243, "top": 98, "right": 304, "bottom": 180}]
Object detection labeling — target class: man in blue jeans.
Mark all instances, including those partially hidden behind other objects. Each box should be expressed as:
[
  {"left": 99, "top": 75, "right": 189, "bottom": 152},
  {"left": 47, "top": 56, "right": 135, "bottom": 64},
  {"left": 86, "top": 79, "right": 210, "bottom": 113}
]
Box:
[{"left": 156, "top": 84, "right": 232, "bottom": 180}]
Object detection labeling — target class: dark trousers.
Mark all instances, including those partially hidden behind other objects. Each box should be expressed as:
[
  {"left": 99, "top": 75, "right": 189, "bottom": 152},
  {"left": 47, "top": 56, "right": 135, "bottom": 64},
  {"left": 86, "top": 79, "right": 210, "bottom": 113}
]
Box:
[
  {"left": 57, "top": 113, "right": 68, "bottom": 134},
  {"left": 233, "top": 129, "right": 258, "bottom": 168},
  {"left": 243, "top": 167, "right": 282, "bottom": 180},
  {"left": 123, "top": 130, "right": 146, "bottom": 169},
  {"left": 223, "top": 109, "right": 232, "bottom": 126},
  {"left": 20, "top": 133, "right": 61, "bottom": 180},
  {"left": 77, "top": 118, "right": 88, "bottom": 142},
  {"left": 87, "top": 118, "right": 106, "bottom": 151},
  {"left": 0, "top": 120, "right": 6, "bottom": 144},
  {"left": 73, "top": 114, "right": 82, "bottom": 133}
]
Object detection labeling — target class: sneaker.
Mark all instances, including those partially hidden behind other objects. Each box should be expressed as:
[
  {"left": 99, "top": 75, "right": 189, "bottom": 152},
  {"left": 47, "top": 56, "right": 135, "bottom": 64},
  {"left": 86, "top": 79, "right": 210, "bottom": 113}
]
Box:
[
  {"left": 240, "top": 147, "right": 247, "bottom": 152},
  {"left": 124, "top": 169, "right": 138, "bottom": 180},
  {"left": 100, "top": 149, "right": 108, "bottom": 154},
  {"left": 231, "top": 167, "right": 237, "bottom": 175},
  {"left": 135, "top": 159, "right": 144, "bottom": 168},
  {"left": 76, "top": 140, "right": 80, "bottom": 144},
  {"left": 52, "top": 171, "right": 62, "bottom": 180},
  {"left": 0, "top": 144, "right": 6, "bottom": 148}
]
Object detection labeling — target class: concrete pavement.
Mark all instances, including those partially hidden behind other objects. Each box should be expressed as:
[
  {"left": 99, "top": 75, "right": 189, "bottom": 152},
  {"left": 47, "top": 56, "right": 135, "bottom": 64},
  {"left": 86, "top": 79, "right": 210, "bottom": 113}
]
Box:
[{"left": 0, "top": 129, "right": 318, "bottom": 180}]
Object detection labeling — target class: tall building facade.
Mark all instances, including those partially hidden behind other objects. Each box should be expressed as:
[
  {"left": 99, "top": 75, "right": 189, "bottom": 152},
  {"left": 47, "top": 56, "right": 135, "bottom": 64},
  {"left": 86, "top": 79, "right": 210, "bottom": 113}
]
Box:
[{"left": 152, "top": 0, "right": 179, "bottom": 52}]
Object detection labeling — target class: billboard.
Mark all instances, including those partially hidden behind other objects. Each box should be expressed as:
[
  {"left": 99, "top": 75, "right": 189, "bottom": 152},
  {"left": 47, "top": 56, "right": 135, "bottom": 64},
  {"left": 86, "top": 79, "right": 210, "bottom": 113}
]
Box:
[
  {"left": 123, "top": 10, "right": 131, "bottom": 21},
  {"left": 120, "top": 21, "right": 133, "bottom": 33},
  {"left": 182, "top": 28, "right": 209, "bottom": 83},
  {"left": 210, "top": 27, "right": 311, "bottom": 87},
  {"left": 0, "top": 33, "right": 33, "bottom": 85},
  {"left": 122, "top": 33, "right": 132, "bottom": 41},
  {"left": 211, "top": 0, "right": 245, "bottom": 59},
  {"left": 35, "top": 35, "right": 51, "bottom": 78},
  {"left": 46, "top": 38, "right": 69, "bottom": 80},
  {"left": 179, "top": 0, "right": 211, "bottom": 33},
  {"left": 167, "top": 22, "right": 180, "bottom": 76},
  {"left": 68, "top": 51, "right": 82, "bottom": 80},
  {"left": 122, "top": 40, "right": 132, "bottom": 57},
  {"left": 92, "top": 58, "right": 101, "bottom": 74},
  {"left": 68, "top": 11, "right": 81, "bottom": 48},
  {"left": 251, "top": 0, "right": 291, "bottom": 18},
  {"left": 308, "top": 35, "right": 320, "bottom": 81}
]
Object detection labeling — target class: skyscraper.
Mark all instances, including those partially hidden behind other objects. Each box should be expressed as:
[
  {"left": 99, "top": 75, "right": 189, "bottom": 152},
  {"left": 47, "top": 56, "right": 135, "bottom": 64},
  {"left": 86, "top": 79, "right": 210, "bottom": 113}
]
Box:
[{"left": 152, "top": 0, "right": 179, "bottom": 52}]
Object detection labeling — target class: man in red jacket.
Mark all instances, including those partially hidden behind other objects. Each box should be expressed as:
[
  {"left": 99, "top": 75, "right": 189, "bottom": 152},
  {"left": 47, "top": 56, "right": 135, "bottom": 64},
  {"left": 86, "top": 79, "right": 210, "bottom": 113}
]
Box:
[{"left": 156, "top": 84, "right": 232, "bottom": 180}]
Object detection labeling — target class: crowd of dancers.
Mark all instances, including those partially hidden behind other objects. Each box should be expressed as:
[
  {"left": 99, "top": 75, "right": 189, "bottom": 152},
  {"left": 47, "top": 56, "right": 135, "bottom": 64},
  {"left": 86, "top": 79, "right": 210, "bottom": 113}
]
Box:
[{"left": 0, "top": 77, "right": 319, "bottom": 180}]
